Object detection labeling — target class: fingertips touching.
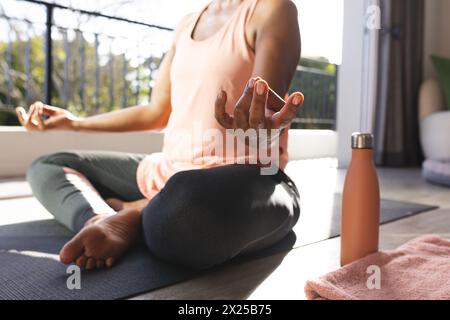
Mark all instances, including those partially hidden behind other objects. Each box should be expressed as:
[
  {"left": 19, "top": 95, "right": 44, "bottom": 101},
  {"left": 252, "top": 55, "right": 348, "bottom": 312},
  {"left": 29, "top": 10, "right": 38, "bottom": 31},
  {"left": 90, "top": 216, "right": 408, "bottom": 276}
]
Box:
[
  {"left": 15, "top": 107, "right": 27, "bottom": 126},
  {"left": 283, "top": 92, "right": 304, "bottom": 117},
  {"left": 290, "top": 92, "right": 304, "bottom": 109},
  {"left": 255, "top": 80, "right": 268, "bottom": 97}
]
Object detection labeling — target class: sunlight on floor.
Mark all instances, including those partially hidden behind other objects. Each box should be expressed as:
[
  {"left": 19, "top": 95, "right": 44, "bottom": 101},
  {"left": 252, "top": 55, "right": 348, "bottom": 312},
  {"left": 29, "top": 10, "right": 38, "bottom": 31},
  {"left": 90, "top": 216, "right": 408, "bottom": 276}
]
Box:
[
  {"left": 0, "top": 198, "right": 53, "bottom": 227},
  {"left": 247, "top": 237, "right": 341, "bottom": 300},
  {"left": 6, "top": 249, "right": 60, "bottom": 261},
  {"left": 286, "top": 158, "right": 339, "bottom": 245}
]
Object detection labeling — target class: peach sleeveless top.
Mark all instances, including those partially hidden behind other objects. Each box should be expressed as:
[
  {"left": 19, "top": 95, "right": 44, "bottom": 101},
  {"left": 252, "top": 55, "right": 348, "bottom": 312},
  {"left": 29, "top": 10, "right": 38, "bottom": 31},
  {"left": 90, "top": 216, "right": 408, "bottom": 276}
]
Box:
[{"left": 137, "top": 0, "right": 289, "bottom": 199}]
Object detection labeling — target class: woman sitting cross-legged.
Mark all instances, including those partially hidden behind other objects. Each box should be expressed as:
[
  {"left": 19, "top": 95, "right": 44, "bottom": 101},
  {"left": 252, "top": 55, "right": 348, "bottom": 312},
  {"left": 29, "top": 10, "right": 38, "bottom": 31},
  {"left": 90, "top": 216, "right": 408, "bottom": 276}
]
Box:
[{"left": 16, "top": 0, "right": 303, "bottom": 270}]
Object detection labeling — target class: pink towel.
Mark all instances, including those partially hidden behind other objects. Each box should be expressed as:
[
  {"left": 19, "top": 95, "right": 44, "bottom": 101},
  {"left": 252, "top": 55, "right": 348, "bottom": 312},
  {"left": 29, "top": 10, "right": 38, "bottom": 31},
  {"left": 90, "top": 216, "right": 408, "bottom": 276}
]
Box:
[{"left": 304, "top": 235, "right": 450, "bottom": 300}]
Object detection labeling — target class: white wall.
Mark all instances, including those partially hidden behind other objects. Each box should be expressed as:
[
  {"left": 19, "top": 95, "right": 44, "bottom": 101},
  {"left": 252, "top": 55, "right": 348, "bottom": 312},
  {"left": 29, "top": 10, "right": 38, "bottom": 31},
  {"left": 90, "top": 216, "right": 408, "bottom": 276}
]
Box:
[
  {"left": 424, "top": 0, "right": 450, "bottom": 79},
  {"left": 0, "top": 128, "right": 164, "bottom": 177},
  {"left": 336, "top": 0, "right": 366, "bottom": 167},
  {"left": 0, "top": 127, "right": 337, "bottom": 177},
  {"left": 288, "top": 130, "right": 337, "bottom": 160}
]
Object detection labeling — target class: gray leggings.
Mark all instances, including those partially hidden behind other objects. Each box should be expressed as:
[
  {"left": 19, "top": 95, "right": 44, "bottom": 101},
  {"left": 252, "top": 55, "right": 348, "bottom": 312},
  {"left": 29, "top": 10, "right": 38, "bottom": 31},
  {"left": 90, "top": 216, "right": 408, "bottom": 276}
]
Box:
[{"left": 27, "top": 151, "right": 300, "bottom": 269}]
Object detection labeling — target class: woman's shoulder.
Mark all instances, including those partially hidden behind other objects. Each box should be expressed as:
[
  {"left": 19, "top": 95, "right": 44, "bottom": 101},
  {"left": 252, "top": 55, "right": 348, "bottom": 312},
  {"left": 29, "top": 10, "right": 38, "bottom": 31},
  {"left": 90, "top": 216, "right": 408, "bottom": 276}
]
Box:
[
  {"left": 248, "top": 0, "right": 298, "bottom": 39},
  {"left": 247, "top": 0, "right": 299, "bottom": 47},
  {"left": 252, "top": 0, "right": 298, "bottom": 24},
  {"left": 257, "top": 0, "right": 297, "bottom": 10},
  {"left": 173, "top": 13, "right": 197, "bottom": 43},
  {"left": 178, "top": 12, "right": 197, "bottom": 30}
]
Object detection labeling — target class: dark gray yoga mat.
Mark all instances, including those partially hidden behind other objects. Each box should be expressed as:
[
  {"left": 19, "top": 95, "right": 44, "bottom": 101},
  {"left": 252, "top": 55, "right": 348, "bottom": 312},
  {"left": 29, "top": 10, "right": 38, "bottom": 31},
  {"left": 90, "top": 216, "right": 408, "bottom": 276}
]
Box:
[
  {"left": 0, "top": 196, "right": 436, "bottom": 300},
  {"left": 0, "top": 220, "right": 296, "bottom": 300},
  {"left": 294, "top": 194, "right": 437, "bottom": 246}
]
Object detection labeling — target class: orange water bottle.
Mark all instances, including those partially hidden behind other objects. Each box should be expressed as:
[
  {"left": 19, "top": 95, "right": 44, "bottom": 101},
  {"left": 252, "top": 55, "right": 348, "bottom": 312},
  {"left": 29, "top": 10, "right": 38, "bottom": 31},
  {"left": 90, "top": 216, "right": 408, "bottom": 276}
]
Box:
[{"left": 341, "top": 133, "right": 380, "bottom": 266}]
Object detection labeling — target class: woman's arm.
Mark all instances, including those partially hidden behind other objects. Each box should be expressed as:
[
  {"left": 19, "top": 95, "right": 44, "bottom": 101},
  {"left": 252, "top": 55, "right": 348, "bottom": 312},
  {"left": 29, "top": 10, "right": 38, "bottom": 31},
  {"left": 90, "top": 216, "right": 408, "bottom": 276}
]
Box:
[
  {"left": 215, "top": 0, "right": 303, "bottom": 131},
  {"left": 72, "top": 47, "right": 174, "bottom": 132},
  {"left": 16, "top": 47, "right": 174, "bottom": 133},
  {"left": 71, "top": 11, "right": 195, "bottom": 132},
  {"left": 17, "top": 14, "right": 193, "bottom": 133},
  {"left": 248, "top": 0, "right": 301, "bottom": 101}
]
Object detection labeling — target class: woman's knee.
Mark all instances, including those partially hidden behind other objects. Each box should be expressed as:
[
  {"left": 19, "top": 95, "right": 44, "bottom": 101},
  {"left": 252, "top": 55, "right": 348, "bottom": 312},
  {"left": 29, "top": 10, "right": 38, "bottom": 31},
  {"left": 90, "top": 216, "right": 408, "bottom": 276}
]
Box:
[
  {"left": 141, "top": 170, "right": 230, "bottom": 270},
  {"left": 27, "top": 151, "right": 80, "bottom": 190},
  {"left": 26, "top": 154, "right": 52, "bottom": 189},
  {"left": 33, "top": 151, "right": 82, "bottom": 167},
  {"left": 140, "top": 169, "right": 299, "bottom": 270}
]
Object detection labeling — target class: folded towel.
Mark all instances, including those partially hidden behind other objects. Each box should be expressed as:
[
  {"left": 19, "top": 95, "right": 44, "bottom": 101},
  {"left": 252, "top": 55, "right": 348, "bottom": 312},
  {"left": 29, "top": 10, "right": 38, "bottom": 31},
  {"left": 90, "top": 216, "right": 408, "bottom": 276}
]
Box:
[{"left": 304, "top": 235, "right": 450, "bottom": 300}]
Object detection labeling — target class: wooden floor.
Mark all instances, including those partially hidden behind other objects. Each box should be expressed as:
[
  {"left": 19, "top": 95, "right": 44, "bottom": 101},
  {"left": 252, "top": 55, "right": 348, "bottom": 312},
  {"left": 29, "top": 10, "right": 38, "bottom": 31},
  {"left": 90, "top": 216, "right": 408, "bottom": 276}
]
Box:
[
  {"left": 133, "top": 160, "right": 450, "bottom": 300},
  {"left": 1, "top": 159, "right": 449, "bottom": 300}
]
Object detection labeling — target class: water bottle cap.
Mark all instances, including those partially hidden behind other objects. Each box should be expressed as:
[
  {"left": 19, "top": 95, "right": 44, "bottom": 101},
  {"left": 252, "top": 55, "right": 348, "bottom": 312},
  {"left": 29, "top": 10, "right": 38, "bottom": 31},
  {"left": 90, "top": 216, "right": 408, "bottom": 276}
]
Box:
[{"left": 351, "top": 133, "right": 374, "bottom": 149}]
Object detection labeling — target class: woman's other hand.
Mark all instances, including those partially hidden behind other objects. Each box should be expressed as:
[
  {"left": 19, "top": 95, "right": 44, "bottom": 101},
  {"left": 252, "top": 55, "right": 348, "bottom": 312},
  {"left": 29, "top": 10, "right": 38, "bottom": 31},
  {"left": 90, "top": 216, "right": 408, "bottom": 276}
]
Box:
[
  {"left": 215, "top": 77, "right": 304, "bottom": 131},
  {"left": 16, "top": 101, "right": 80, "bottom": 131}
]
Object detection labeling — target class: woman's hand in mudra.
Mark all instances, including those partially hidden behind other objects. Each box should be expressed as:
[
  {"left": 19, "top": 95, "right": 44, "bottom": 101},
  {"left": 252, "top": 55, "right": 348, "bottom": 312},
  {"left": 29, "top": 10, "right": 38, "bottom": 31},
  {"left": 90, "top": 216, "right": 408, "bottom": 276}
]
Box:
[
  {"left": 16, "top": 101, "right": 79, "bottom": 131},
  {"left": 214, "top": 77, "right": 304, "bottom": 131}
]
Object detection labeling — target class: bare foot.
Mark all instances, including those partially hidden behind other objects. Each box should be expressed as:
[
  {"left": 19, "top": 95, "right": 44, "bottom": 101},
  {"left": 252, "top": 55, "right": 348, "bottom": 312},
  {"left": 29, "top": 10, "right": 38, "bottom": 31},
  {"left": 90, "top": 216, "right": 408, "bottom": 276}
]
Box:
[{"left": 59, "top": 209, "right": 142, "bottom": 269}]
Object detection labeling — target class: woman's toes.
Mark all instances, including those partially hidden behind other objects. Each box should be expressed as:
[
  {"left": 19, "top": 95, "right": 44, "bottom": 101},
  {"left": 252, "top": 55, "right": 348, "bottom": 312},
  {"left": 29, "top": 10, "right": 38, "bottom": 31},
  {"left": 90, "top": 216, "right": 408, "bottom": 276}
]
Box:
[
  {"left": 60, "top": 235, "right": 85, "bottom": 264},
  {"left": 86, "top": 258, "right": 96, "bottom": 270},
  {"left": 106, "top": 257, "right": 115, "bottom": 268},
  {"left": 76, "top": 255, "right": 88, "bottom": 268},
  {"left": 96, "top": 259, "right": 105, "bottom": 269}
]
